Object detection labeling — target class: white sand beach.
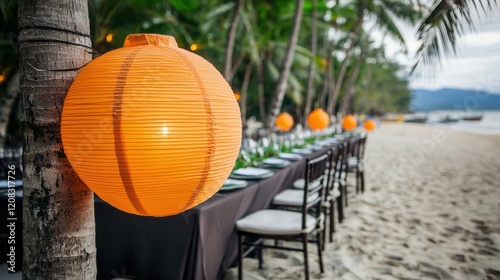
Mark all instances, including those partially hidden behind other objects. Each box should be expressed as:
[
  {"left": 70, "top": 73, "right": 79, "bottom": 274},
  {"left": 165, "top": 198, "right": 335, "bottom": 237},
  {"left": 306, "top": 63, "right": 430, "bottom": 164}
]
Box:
[{"left": 225, "top": 123, "right": 500, "bottom": 280}]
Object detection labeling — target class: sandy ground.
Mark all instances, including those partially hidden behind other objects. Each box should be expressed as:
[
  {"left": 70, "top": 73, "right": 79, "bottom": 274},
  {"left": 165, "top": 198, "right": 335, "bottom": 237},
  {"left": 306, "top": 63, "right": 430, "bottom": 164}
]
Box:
[{"left": 225, "top": 123, "right": 500, "bottom": 280}]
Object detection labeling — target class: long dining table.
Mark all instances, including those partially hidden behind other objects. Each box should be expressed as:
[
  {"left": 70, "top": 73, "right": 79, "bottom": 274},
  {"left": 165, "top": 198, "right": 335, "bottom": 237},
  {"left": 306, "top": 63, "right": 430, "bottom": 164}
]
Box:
[
  {"left": 0, "top": 135, "right": 347, "bottom": 279},
  {"left": 95, "top": 135, "right": 348, "bottom": 280}
]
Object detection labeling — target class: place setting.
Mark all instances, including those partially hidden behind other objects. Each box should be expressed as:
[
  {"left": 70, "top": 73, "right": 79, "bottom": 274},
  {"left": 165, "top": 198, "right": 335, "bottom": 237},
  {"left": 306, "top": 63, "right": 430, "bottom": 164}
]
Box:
[
  {"left": 230, "top": 167, "right": 275, "bottom": 180},
  {"left": 260, "top": 157, "right": 292, "bottom": 168},
  {"left": 291, "top": 148, "right": 313, "bottom": 155},
  {"left": 219, "top": 178, "right": 249, "bottom": 191},
  {"left": 278, "top": 152, "right": 303, "bottom": 161}
]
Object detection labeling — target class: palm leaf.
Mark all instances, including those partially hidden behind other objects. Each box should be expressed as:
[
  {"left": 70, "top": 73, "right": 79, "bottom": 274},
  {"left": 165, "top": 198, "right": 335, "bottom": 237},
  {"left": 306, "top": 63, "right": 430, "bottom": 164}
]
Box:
[{"left": 411, "top": 0, "right": 498, "bottom": 75}]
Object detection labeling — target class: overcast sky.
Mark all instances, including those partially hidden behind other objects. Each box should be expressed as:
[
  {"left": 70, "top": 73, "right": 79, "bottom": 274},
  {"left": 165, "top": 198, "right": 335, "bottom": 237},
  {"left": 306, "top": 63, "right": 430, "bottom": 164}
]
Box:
[{"left": 378, "top": 7, "right": 500, "bottom": 93}]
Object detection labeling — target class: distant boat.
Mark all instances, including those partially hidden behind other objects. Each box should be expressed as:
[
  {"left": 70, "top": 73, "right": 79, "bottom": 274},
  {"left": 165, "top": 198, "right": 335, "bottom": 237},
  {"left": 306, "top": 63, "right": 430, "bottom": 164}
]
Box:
[
  {"left": 404, "top": 115, "right": 428, "bottom": 123},
  {"left": 462, "top": 114, "right": 483, "bottom": 121},
  {"left": 443, "top": 115, "right": 460, "bottom": 123}
]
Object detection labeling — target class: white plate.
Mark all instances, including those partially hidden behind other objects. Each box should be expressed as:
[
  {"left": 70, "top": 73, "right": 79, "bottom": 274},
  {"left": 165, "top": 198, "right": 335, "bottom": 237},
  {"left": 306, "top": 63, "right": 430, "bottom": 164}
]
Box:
[
  {"left": 230, "top": 168, "right": 274, "bottom": 179},
  {"left": 278, "top": 153, "right": 302, "bottom": 161},
  {"left": 306, "top": 145, "right": 323, "bottom": 151},
  {"left": 262, "top": 158, "right": 288, "bottom": 165},
  {"left": 291, "top": 148, "right": 313, "bottom": 155},
  {"left": 262, "top": 158, "right": 291, "bottom": 168},
  {"left": 220, "top": 179, "right": 248, "bottom": 191},
  {"left": 233, "top": 167, "right": 271, "bottom": 176}
]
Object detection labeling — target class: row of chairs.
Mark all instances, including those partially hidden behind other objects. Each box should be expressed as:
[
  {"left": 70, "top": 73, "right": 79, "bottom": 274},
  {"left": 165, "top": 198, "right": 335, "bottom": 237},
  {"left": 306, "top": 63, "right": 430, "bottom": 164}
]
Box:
[{"left": 235, "top": 134, "right": 367, "bottom": 280}]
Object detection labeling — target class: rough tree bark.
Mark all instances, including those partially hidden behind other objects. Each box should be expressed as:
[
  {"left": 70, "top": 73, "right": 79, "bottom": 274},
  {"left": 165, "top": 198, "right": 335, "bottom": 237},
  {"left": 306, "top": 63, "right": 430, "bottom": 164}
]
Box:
[
  {"left": 266, "top": 0, "right": 305, "bottom": 128},
  {"left": 0, "top": 70, "right": 20, "bottom": 146},
  {"left": 303, "top": 0, "right": 318, "bottom": 125},
  {"left": 223, "top": 0, "right": 244, "bottom": 83},
  {"left": 18, "top": 0, "right": 96, "bottom": 279}
]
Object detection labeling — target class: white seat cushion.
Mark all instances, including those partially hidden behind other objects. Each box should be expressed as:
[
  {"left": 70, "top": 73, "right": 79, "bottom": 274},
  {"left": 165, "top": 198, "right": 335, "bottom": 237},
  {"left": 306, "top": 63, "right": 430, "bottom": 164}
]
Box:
[
  {"left": 273, "top": 189, "right": 320, "bottom": 207},
  {"left": 348, "top": 157, "right": 358, "bottom": 168},
  {"left": 332, "top": 188, "right": 341, "bottom": 198},
  {"left": 293, "top": 178, "right": 322, "bottom": 190},
  {"left": 236, "top": 209, "right": 317, "bottom": 235}
]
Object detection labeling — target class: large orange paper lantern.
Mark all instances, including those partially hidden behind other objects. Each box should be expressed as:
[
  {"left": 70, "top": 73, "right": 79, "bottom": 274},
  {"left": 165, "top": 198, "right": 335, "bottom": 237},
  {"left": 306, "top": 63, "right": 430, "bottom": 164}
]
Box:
[
  {"left": 275, "top": 112, "right": 294, "bottom": 132},
  {"left": 307, "top": 108, "right": 329, "bottom": 130},
  {"left": 61, "top": 34, "right": 242, "bottom": 217},
  {"left": 342, "top": 114, "right": 358, "bottom": 131},
  {"left": 364, "top": 119, "right": 376, "bottom": 131}
]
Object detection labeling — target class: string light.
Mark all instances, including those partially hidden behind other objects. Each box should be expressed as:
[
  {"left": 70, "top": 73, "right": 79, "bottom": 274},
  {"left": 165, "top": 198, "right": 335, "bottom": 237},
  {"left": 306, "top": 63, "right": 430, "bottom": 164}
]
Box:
[
  {"left": 106, "top": 33, "right": 113, "bottom": 43},
  {"left": 190, "top": 43, "right": 198, "bottom": 51}
]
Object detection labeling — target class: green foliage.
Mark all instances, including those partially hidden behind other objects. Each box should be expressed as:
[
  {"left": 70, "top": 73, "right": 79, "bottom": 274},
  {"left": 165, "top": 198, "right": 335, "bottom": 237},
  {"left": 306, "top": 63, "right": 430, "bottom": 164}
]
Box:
[
  {"left": 0, "top": 0, "right": 420, "bottom": 122},
  {"left": 0, "top": 0, "right": 19, "bottom": 86},
  {"left": 355, "top": 59, "right": 411, "bottom": 113}
]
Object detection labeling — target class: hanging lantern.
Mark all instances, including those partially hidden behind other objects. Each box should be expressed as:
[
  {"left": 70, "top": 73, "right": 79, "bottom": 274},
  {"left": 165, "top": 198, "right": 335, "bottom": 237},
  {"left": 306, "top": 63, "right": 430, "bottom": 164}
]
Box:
[
  {"left": 364, "top": 119, "right": 376, "bottom": 131},
  {"left": 61, "top": 34, "right": 242, "bottom": 217},
  {"left": 342, "top": 114, "right": 358, "bottom": 131},
  {"left": 307, "top": 108, "right": 329, "bottom": 130},
  {"left": 275, "top": 112, "right": 294, "bottom": 132}
]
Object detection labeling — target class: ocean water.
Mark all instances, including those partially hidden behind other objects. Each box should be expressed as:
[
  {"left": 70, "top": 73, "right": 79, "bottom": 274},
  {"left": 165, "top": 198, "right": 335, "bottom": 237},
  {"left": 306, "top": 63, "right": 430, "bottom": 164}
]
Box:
[{"left": 425, "top": 110, "right": 500, "bottom": 135}]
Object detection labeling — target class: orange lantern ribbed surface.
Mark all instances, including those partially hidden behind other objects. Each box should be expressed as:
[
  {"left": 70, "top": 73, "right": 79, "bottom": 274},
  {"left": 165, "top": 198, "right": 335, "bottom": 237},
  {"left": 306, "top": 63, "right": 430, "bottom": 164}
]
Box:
[
  {"left": 307, "top": 108, "right": 329, "bottom": 130},
  {"left": 61, "top": 34, "right": 242, "bottom": 217},
  {"left": 364, "top": 119, "right": 376, "bottom": 131},
  {"left": 342, "top": 114, "right": 358, "bottom": 131},
  {"left": 275, "top": 112, "right": 294, "bottom": 132}
]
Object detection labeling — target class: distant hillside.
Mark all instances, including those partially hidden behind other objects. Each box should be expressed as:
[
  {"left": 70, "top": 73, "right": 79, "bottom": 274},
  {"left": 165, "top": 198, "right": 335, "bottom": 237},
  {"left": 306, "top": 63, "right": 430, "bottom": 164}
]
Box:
[{"left": 411, "top": 88, "right": 500, "bottom": 111}]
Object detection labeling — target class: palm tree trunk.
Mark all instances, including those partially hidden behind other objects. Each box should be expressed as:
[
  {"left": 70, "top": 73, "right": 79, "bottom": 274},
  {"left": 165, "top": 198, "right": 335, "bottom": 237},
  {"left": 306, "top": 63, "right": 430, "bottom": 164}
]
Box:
[
  {"left": 18, "top": 0, "right": 96, "bottom": 278},
  {"left": 240, "top": 62, "right": 253, "bottom": 125},
  {"left": 257, "top": 54, "right": 266, "bottom": 121},
  {"left": 0, "top": 70, "right": 20, "bottom": 146},
  {"left": 266, "top": 0, "right": 305, "bottom": 128},
  {"left": 303, "top": 0, "right": 318, "bottom": 125},
  {"left": 223, "top": 0, "right": 244, "bottom": 83},
  {"left": 318, "top": 44, "right": 334, "bottom": 109},
  {"left": 339, "top": 44, "right": 367, "bottom": 116},
  {"left": 326, "top": 2, "right": 365, "bottom": 116}
]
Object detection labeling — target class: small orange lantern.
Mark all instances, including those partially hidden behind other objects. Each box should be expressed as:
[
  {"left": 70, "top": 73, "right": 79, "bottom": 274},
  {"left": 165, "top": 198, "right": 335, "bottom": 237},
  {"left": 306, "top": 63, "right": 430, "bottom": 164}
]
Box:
[
  {"left": 275, "top": 112, "right": 294, "bottom": 132},
  {"left": 307, "top": 108, "right": 329, "bottom": 130},
  {"left": 341, "top": 114, "right": 358, "bottom": 131},
  {"left": 364, "top": 119, "right": 376, "bottom": 131},
  {"left": 61, "top": 34, "right": 242, "bottom": 217}
]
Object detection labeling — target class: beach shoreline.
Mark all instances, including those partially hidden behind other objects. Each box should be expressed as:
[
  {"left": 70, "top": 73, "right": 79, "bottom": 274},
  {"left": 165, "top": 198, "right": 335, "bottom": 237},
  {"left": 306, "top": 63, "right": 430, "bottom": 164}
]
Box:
[{"left": 225, "top": 123, "right": 500, "bottom": 280}]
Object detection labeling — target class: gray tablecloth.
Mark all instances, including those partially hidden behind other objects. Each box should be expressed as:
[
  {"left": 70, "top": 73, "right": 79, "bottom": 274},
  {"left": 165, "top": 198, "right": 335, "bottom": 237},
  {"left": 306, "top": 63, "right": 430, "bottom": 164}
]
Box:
[{"left": 0, "top": 138, "right": 345, "bottom": 280}]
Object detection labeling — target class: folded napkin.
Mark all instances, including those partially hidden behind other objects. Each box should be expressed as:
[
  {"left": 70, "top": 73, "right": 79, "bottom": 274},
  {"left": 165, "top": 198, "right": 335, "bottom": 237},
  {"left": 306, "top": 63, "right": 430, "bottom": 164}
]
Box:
[
  {"left": 233, "top": 167, "right": 271, "bottom": 176},
  {"left": 223, "top": 179, "right": 247, "bottom": 186},
  {"left": 306, "top": 145, "right": 323, "bottom": 151},
  {"left": 278, "top": 153, "right": 302, "bottom": 161},
  {"left": 291, "top": 148, "right": 313, "bottom": 155},
  {"left": 262, "top": 158, "right": 287, "bottom": 165}
]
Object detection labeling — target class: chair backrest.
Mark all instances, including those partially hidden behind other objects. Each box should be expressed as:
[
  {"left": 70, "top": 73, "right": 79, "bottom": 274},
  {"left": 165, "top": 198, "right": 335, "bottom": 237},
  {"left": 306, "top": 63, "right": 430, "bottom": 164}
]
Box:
[
  {"left": 358, "top": 135, "right": 367, "bottom": 160},
  {"left": 302, "top": 152, "right": 329, "bottom": 229},
  {"left": 338, "top": 138, "right": 351, "bottom": 181},
  {"left": 331, "top": 143, "right": 345, "bottom": 187}
]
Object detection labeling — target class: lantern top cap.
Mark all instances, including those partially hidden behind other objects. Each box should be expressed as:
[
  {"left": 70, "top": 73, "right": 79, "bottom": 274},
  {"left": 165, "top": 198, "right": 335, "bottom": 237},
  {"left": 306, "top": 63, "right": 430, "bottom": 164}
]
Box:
[{"left": 124, "top": 34, "right": 178, "bottom": 48}]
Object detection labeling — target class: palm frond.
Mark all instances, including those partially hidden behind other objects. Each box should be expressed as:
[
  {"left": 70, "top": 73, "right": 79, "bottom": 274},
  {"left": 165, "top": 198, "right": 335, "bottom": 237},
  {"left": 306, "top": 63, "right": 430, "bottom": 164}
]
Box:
[
  {"left": 411, "top": 0, "right": 498, "bottom": 75},
  {"left": 382, "top": 0, "right": 422, "bottom": 24},
  {"left": 373, "top": 5, "right": 407, "bottom": 52},
  {"left": 0, "top": 0, "right": 16, "bottom": 22}
]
